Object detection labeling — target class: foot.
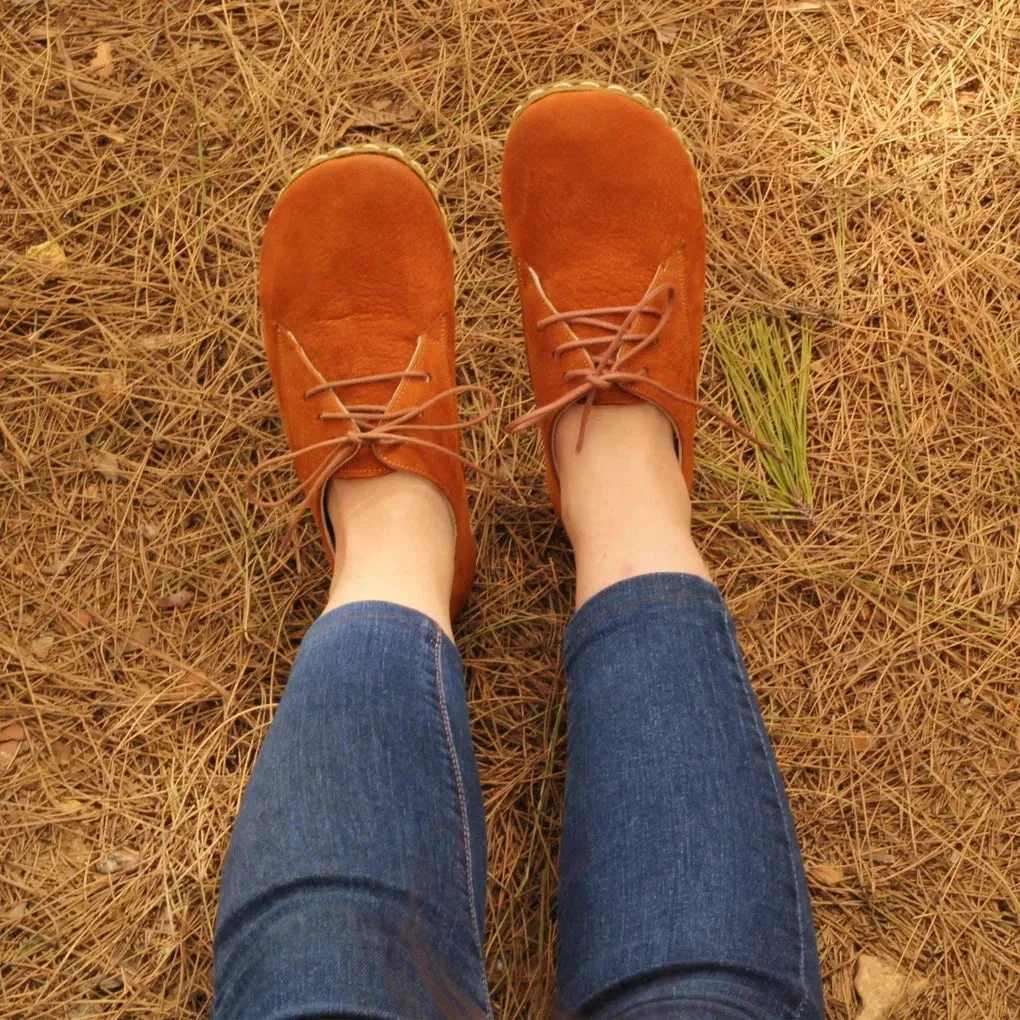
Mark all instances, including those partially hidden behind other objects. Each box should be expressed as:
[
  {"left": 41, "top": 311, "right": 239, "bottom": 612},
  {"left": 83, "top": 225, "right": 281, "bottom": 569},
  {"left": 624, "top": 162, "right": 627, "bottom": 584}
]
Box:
[
  {"left": 255, "top": 149, "right": 491, "bottom": 622},
  {"left": 502, "top": 84, "right": 706, "bottom": 510},
  {"left": 502, "top": 84, "right": 709, "bottom": 606}
]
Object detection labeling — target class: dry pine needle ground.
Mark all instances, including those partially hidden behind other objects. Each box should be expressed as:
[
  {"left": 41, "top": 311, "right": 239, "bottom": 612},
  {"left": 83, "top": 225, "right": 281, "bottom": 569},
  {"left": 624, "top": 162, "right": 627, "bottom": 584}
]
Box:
[{"left": 2, "top": 2, "right": 1019, "bottom": 1017}]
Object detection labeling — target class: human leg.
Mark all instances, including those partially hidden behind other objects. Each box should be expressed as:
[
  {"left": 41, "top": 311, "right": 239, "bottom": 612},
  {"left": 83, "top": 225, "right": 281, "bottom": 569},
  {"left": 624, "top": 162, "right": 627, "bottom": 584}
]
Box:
[
  {"left": 502, "top": 85, "right": 823, "bottom": 1018},
  {"left": 554, "top": 406, "right": 823, "bottom": 1019},
  {"left": 215, "top": 149, "right": 493, "bottom": 1018}
]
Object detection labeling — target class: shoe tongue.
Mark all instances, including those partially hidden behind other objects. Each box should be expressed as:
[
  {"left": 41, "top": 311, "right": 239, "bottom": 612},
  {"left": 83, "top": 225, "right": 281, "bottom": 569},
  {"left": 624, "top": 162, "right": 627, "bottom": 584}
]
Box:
[
  {"left": 540, "top": 259, "right": 662, "bottom": 346},
  {"left": 303, "top": 312, "right": 418, "bottom": 420}
]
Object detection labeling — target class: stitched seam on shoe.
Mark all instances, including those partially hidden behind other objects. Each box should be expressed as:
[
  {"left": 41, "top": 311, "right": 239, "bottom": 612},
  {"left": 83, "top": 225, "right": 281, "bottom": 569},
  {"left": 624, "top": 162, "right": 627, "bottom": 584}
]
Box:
[
  {"left": 566, "top": 592, "right": 720, "bottom": 650},
  {"left": 432, "top": 626, "right": 492, "bottom": 1019},
  {"left": 720, "top": 617, "right": 812, "bottom": 1020}
]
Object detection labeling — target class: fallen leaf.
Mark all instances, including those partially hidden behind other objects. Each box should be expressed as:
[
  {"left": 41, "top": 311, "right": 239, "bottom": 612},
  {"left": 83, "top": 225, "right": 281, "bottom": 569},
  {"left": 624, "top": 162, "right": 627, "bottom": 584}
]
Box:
[
  {"left": 57, "top": 798, "right": 84, "bottom": 813},
  {"left": 66, "top": 1004, "right": 101, "bottom": 1019},
  {"left": 31, "top": 634, "right": 56, "bottom": 660},
  {"left": 41, "top": 553, "right": 73, "bottom": 576},
  {"left": 809, "top": 863, "right": 845, "bottom": 886},
  {"left": 124, "top": 624, "right": 152, "bottom": 652},
  {"left": 0, "top": 741, "right": 20, "bottom": 769},
  {"left": 855, "top": 954, "right": 928, "bottom": 1020},
  {"left": 0, "top": 722, "right": 26, "bottom": 742},
  {"left": 89, "top": 41, "right": 114, "bottom": 78},
  {"left": 352, "top": 98, "right": 417, "bottom": 127},
  {"left": 7, "top": 901, "right": 29, "bottom": 921},
  {"left": 155, "top": 588, "right": 194, "bottom": 610},
  {"left": 56, "top": 608, "right": 92, "bottom": 636},
  {"left": 871, "top": 850, "right": 895, "bottom": 864},
  {"left": 52, "top": 740, "right": 72, "bottom": 766},
  {"left": 95, "top": 450, "right": 121, "bottom": 480},
  {"left": 99, "top": 127, "right": 127, "bottom": 145},
  {"left": 835, "top": 731, "right": 876, "bottom": 752},
  {"left": 96, "top": 849, "right": 139, "bottom": 875},
  {"left": 24, "top": 239, "right": 67, "bottom": 267},
  {"left": 97, "top": 369, "right": 125, "bottom": 405},
  {"left": 655, "top": 23, "right": 679, "bottom": 43}
]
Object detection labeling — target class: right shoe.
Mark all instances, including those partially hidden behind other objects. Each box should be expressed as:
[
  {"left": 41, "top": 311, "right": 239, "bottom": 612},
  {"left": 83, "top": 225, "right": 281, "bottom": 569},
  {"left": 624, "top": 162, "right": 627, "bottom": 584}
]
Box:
[
  {"left": 253, "top": 146, "right": 493, "bottom": 619},
  {"left": 501, "top": 83, "right": 707, "bottom": 514}
]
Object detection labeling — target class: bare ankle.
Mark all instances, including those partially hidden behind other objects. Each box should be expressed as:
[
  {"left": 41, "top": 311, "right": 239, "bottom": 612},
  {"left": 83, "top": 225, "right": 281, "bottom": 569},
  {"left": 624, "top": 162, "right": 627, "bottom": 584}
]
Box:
[
  {"left": 322, "top": 472, "right": 456, "bottom": 637},
  {"left": 554, "top": 403, "right": 711, "bottom": 607}
]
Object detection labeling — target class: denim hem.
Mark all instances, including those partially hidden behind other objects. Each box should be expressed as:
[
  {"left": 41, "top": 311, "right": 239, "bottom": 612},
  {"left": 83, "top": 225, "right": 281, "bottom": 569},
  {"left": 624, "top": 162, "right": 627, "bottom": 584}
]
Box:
[
  {"left": 564, "top": 573, "right": 725, "bottom": 660},
  {"left": 306, "top": 599, "right": 457, "bottom": 656}
]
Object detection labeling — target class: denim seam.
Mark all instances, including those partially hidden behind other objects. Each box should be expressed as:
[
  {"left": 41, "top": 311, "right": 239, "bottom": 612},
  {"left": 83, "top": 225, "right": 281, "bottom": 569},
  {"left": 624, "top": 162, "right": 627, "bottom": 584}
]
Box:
[
  {"left": 431, "top": 625, "right": 493, "bottom": 1020},
  {"left": 566, "top": 592, "right": 720, "bottom": 652},
  {"left": 721, "top": 616, "right": 811, "bottom": 1020}
]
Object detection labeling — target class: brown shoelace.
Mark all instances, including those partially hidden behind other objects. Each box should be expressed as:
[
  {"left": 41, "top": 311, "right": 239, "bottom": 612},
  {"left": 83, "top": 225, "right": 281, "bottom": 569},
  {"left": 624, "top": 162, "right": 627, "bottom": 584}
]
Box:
[
  {"left": 508, "top": 281, "right": 771, "bottom": 454},
  {"left": 249, "top": 363, "right": 497, "bottom": 546}
]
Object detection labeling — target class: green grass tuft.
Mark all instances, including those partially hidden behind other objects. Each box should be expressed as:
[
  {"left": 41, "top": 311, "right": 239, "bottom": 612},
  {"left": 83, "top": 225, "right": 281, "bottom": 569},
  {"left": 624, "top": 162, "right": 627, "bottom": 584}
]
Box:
[{"left": 709, "top": 312, "right": 813, "bottom": 517}]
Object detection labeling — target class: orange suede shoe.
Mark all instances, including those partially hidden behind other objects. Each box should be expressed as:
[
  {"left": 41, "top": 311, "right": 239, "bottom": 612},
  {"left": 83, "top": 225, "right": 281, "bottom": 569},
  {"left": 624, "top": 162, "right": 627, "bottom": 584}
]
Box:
[
  {"left": 253, "top": 146, "right": 493, "bottom": 619},
  {"left": 503, "top": 83, "right": 728, "bottom": 512}
]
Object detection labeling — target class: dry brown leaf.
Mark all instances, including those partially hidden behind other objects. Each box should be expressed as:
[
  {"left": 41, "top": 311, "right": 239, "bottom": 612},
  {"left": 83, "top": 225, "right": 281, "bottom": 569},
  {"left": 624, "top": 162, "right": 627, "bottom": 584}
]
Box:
[
  {"left": 96, "top": 849, "right": 140, "bottom": 875},
  {"left": 655, "top": 23, "right": 680, "bottom": 43},
  {"left": 124, "top": 624, "right": 152, "bottom": 652},
  {"left": 65, "top": 1004, "right": 101, "bottom": 1019},
  {"left": 97, "top": 369, "right": 125, "bottom": 405},
  {"left": 57, "top": 799, "right": 84, "bottom": 813},
  {"left": 0, "top": 741, "right": 20, "bottom": 769},
  {"left": 835, "top": 731, "right": 877, "bottom": 752},
  {"left": 31, "top": 634, "right": 56, "bottom": 660},
  {"left": 41, "top": 553, "right": 73, "bottom": 577},
  {"left": 95, "top": 450, "right": 121, "bottom": 480},
  {"left": 52, "top": 740, "right": 72, "bottom": 766},
  {"left": 871, "top": 850, "right": 896, "bottom": 864},
  {"left": 56, "top": 608, "right": 92, "bottom": 636},
  {"left": 809, "top": 863, "right": 845, "bottom": 885},
  {"left": 352, "top": 98, "right": 417, "bottom": 126},
  {"left": 89, "top": 41, "right": 114, "bottom": 78},
  {"left": 24, "top": 239, "right": 67, "bottom": 267},
  {"left": 0, "top": 722, "right": 26, "bottom": 742},
  {"left": 855, "top": 954, "right": 928, "bottom": 1020},
  {"left": 7, "top": 901, "right": 29, "bottom": 921},
  {"left": 155, "top": 588, "right": 194, "bottom": 610}
]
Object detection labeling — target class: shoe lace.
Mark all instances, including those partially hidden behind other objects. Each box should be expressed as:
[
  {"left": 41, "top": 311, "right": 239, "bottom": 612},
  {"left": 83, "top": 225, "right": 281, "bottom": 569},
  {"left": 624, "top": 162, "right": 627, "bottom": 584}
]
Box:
[
  {"left": 508, "top": 280, "right": 771, "bottom": 454},
  {"left": 248, "top": 361, "right": 498, "bottom": 546}
]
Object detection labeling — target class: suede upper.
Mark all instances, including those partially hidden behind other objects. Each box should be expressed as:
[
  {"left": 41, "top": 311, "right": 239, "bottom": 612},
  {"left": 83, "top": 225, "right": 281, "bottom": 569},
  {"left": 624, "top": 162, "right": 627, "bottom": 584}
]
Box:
[
  {"left": 501, "top": 88, "right": 706, "bottom": 509},
  {"left": 259, "top": 153, "right": 476, "bottom": 618}
]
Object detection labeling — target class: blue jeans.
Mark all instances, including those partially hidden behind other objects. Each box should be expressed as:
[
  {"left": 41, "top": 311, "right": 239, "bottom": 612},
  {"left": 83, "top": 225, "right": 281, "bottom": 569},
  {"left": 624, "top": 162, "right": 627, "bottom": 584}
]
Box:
[{"left": 214, "top": 574, "right": 823, "bottom": 1018}]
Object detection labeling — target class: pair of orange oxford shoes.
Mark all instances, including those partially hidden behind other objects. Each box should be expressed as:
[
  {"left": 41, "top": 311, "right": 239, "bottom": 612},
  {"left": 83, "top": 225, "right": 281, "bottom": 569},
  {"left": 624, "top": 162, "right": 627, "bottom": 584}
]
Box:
[{"left": 255, "top": 83, "right": 706, "bottom": 619}]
